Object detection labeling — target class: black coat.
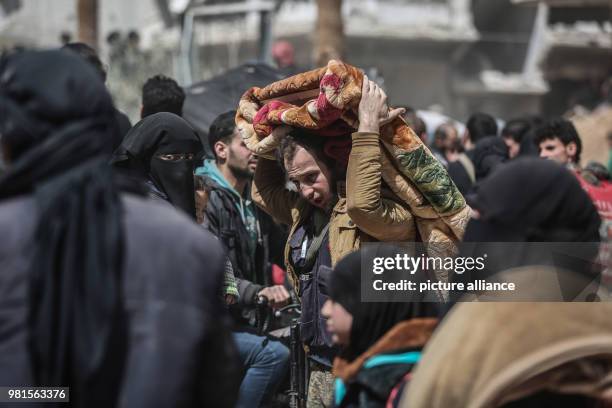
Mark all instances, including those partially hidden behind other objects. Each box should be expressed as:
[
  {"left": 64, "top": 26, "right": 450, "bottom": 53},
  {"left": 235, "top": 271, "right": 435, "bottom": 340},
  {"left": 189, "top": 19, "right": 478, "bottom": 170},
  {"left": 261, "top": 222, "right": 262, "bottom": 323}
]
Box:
[
  {"left": 0, "top": 194, "right": 240, "bottom": 408},
  {"left": 199, "top": 175, "right": 286, "bottom": 310}
]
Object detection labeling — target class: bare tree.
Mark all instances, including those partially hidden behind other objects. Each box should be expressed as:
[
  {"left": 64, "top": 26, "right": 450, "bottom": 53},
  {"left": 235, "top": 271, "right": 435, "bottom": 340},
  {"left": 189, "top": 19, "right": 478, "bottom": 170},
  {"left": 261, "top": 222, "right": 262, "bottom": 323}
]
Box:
[
  {"left": 77, "top": 0, "right": 98, "bottom": 50},
  {"left": 314, "top": 0, "right": 345, "bottom": 67}
]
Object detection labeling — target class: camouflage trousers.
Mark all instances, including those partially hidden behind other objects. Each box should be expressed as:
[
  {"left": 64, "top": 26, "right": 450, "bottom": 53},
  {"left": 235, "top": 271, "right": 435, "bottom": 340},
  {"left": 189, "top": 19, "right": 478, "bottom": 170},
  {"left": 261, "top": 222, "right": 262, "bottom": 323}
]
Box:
[{"left": 307, "top": 361, "right": 334, "bottom": 408}]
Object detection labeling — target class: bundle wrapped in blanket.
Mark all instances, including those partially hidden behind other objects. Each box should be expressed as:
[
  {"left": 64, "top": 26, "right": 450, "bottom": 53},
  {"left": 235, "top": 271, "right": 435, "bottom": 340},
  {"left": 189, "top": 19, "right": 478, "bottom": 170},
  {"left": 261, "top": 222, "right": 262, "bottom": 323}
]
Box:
[{"left": 236, "top": 60, "right": 471, "bottom": 258}]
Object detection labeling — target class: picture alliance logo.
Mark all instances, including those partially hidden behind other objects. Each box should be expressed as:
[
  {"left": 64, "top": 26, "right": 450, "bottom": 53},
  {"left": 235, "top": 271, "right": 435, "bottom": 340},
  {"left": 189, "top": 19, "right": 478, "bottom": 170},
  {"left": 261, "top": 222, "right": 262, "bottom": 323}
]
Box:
[{"left": 371, "top": 253, "right": 488, "bottom": 275}]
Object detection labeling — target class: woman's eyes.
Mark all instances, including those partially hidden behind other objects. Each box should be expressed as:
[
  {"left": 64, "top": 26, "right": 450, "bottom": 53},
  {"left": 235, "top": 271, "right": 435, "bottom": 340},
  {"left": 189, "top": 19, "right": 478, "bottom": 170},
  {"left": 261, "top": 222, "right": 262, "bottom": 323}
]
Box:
[{"left": 157, "top": 153, "right": 194, "bottom": 161}]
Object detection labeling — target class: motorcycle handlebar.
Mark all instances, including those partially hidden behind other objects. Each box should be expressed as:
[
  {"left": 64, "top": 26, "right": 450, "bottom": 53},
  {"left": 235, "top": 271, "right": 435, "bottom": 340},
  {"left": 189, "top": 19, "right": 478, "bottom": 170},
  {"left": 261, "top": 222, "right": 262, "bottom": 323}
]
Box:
[{"left": 274, "top": 303, "right": 301, "bottom": 317}]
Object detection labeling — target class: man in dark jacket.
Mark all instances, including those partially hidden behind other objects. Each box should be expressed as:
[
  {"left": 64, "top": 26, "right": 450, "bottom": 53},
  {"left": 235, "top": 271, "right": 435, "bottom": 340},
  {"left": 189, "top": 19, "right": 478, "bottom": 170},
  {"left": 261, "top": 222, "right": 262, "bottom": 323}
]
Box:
[
  {"left": 0, "top": 49, "right": 239, "bottom": 408},
  {"left": 195, "top": 111, "right": 289, "bottom": 408}
]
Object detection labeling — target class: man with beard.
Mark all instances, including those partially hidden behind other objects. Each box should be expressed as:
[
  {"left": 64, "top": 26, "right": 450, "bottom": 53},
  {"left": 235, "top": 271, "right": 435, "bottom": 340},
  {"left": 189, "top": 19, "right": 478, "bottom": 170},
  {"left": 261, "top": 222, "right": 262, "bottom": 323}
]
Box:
[{"left": 195, "top": 111, "right": 290, "bottom": 408}]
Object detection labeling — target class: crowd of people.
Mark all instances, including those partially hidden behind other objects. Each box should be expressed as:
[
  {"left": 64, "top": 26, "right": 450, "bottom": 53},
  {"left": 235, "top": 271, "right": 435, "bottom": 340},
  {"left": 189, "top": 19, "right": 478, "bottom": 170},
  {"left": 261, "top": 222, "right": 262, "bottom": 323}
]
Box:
[{"left": 0, "top": 41, "right": 611, "bottom": 408}]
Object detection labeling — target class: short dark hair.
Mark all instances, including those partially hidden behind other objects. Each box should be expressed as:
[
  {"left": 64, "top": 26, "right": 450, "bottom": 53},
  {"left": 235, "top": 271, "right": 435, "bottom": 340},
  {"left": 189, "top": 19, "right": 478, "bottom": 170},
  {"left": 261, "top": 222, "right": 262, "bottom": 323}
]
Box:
[
  {"left": 502, "top": 118, "right": 531, "bottom": 144},
  {"left": 141, "top": 75, "right": 185, "bottom": 119},
  {"left": 277, "top": 129, "right": 337, "bottom": 175},
  {"left": 208, "top": 111, "right": 238, "bottom": 158},
  {"left": 466, "top": 112, "right": 498, "bottom": 144},
  {"left": 106, "top": 31, "right": 121, "bottom": 46},
  {"left": 434, "top": 123, "right": 456, "bottom": 144},
  {"left": 448, "top": 138, "right": 464, "bottom": 153},
  {"left": 61, "top": 42, "right": 106, "bottom": 82},
  {"left": 534, "top": 118, "right": 582, "bottom": 163},
  {"left": 128, "top": 30, "right": 140, "bottom": 42}
]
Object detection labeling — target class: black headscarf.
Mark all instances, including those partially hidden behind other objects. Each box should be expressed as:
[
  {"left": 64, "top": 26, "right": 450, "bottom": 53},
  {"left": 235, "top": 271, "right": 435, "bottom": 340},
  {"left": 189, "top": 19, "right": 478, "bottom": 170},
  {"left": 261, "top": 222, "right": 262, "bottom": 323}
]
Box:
[
  {"left": 112, "top": 112, "right": 202, "bottom": 217},
  {"left": 470, "top": 136, "right": 509, "bottom": 181},
  {"left": 329, "top": 246, "right": 438, "bottom": 361},
  {"left": 464, "top": 158, "right": 600, "bottom": 243},
  {"left": 0, "top": 50, "right": 127, "bottom": 406},
  {"left": 455, "top": 158, "right": 602, "bottom": 300}
]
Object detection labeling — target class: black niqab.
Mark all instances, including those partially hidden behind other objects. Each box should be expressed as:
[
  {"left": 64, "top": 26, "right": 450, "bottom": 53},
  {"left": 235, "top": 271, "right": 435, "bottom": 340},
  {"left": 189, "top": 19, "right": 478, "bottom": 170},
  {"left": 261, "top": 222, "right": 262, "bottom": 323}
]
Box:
[
  {"left": 329, "top": 247, "right": 438, "bottom": 361},
  {"left": 0, "top": 50, "right": 126, "bottom": 407},
  {"left": 112, "top": 112, "right": 202, "bottom": 217}
]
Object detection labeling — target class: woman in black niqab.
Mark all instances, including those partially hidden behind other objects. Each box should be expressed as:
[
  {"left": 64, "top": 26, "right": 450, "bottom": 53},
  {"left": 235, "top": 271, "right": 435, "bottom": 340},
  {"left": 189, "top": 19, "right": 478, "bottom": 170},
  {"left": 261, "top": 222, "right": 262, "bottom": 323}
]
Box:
[
  {"left": 112, "top": 112, "right": 202, "bottom": 217},
  {"left": 0, "top": 50, "right": 127, "bottom": 407}
]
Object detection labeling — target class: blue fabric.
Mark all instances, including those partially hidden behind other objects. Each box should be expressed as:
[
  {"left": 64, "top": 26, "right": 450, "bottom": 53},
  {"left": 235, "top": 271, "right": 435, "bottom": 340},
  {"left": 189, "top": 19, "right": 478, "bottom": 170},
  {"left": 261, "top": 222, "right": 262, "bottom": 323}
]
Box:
[
  {"left": 334, "top": 377, "right": 346, "bottom": 406},
  {"left": 233, "top": 331, "right": 290, "bottom": 408},
  {"left": 196, "top": 159, "right": 239, "bottom": 198},
  {"left": 363, "top": 351, "right": 421, "bottom": 369}
]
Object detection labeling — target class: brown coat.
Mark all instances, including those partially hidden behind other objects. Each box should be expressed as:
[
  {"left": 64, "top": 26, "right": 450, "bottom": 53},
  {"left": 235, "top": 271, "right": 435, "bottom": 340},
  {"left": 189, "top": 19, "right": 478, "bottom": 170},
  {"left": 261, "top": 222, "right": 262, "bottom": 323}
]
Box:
[
  {"left": 252, "top": 131, "right": 415, "bottom": 292},
  {"left": 333, "top": 318, "right": 438, "bottom": 382},
  {"left": 401, "top": 300, "right": 612, "bottom": 408}
]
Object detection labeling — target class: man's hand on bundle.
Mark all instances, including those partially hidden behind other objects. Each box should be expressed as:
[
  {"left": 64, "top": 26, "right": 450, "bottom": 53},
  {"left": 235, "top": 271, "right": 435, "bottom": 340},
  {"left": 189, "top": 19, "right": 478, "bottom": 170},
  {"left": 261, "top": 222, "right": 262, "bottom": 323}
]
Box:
[{"left": 358, "top": 75, "right": 405, "bottom": 134}]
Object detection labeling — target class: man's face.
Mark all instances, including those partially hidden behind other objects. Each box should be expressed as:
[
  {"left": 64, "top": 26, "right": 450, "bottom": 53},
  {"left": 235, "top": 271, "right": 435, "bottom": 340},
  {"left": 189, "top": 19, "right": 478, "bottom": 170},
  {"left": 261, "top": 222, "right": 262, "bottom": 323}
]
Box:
[
  {"left": 539, "top": 137, "right": 576, "bottom": 164},
  {"left": 321, "top": 299, "right": 353, "bottom": 346},
  {"left": 226, "top": 129, "right": 256, "bottom": 179},
  {"left": 444, "top": 126, "right": 458, "bottom": 148},
  {"left": 504, "top": 137, "right": 521, "bottom": 159},
  {"left": 285, "top": 146, "right": 333, "bottom": 210}
]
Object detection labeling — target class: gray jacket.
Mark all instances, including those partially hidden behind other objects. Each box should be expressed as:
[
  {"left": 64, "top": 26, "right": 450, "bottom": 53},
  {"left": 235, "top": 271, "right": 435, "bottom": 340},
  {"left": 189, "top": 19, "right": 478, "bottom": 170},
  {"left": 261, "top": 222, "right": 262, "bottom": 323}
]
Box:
[{"left": 0, "top": 194, "right": 240, "bottom": 408}]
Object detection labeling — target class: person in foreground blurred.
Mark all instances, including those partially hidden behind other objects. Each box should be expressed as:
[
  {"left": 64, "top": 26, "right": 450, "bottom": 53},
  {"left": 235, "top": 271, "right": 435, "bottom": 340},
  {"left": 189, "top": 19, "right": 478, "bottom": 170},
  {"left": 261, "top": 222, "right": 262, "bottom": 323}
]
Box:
[
  {"left": 400, "top": 302, "right": 612, "bottom": 408},
  {"left": 62, "top": 42, "right": 132, "bottom": 148},
  {"left": 0, "top": 49, "right": 239, "bottom": 407},
  {"left": 322, "top": 248, "right": 439, "bottom": 408},
  {"left": 400, "top": 159, "right": 611, "bottom": 408}
]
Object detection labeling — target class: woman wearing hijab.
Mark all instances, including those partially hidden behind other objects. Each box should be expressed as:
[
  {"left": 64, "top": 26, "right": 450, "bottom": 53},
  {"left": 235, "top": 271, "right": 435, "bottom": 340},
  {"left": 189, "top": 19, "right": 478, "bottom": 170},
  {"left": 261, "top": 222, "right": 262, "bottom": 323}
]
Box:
[
  {"left": 400, "top": 303, "right": 612, "bottom": 408},
  {"left": 112, "top": 112, "right": 242, "bottom": 304},
  {"left": 0, "top": 50, "right": 239, "bottom": 407},
  {"left": 400, "top": 159, "right": 612, "bottom": 408},
  {"left": 321, "top": 247, "right": 439, "bottom": 408},
  {"left": 112, "top": 112, "right": 203, "bottom": 217},
  {"left": 454, "top": 157, "right": 603, "bottom": 302}
]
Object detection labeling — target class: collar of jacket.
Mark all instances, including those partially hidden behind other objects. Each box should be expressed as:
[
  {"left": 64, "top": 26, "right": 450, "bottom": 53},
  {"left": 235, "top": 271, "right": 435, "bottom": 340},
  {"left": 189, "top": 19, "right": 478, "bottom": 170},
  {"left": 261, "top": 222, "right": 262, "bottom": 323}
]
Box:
[
  {"left": 195, "top": 159, "right": 254, "bottom": 202},
  {"left": 333, "top": 318, "right": 438, "bottom": 382}
]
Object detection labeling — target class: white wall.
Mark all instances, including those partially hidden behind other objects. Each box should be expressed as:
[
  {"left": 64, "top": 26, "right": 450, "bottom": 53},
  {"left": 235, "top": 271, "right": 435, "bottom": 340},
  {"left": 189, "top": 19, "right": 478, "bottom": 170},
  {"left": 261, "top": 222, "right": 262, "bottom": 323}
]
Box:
[{"left": 0, "top": 0, "right": 164, "bottom": 53}]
